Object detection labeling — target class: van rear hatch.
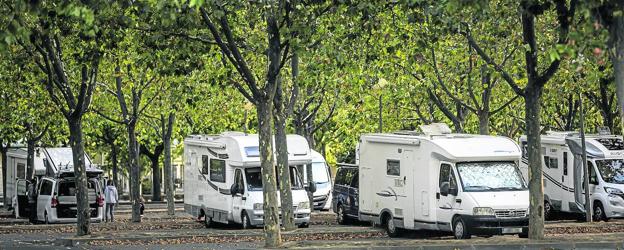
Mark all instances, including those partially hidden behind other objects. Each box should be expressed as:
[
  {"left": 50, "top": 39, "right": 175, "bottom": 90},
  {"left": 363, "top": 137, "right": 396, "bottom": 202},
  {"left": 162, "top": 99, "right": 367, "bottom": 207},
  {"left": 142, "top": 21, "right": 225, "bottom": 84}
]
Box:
[{"left": 56, "top": 178, "right": 101, "bottom": 218}]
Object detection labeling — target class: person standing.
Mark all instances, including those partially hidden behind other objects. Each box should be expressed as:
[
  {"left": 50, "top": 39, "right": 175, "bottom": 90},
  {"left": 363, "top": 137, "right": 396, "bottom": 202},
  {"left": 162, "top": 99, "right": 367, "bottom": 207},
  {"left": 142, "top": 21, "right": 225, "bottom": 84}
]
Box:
[
  {"left": 104, "top": 180, "right": 118, "bottom": 222},
  {"left": 27, "top": 179, "right": 38, "bottom": 224}
]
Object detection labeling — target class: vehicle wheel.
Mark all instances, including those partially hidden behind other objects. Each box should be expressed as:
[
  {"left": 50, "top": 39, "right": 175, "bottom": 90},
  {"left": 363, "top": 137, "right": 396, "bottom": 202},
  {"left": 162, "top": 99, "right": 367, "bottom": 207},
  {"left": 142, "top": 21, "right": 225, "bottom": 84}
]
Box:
[
  {"left": 593, "top": 202, "right": 608, "bottom": 222},
  {"left": 544, "top": 201, "right": 552, "bottom": 221},
  {"left": 384, "top": 214, "right": 401, "bottom": 238},
  {"left": 298, "top": 223, "right": 309, "bottom": 228},
  {"left": 44, "top": 212, "right": 49, "bottom": 225},
  {"left": 241, "top": 211, "right": 252, "bottom": 229},
  {"left": 452, "top": 217, "right": 471, "bottom": 239},
  {"left": 518, "top": 232, "right": 529, "bottom": 238},
  {"left": 336, "top": 205, "right": 349, "bottom": 225},
  {"left": 204, "top": 214, "right": 212, "bottom": 228}
]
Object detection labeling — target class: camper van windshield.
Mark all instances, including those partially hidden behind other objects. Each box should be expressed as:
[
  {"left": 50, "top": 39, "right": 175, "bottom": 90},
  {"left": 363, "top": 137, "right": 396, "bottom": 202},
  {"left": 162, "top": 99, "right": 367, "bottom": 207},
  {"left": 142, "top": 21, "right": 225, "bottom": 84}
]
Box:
[
  {"left": 595, "top": 159, "right": 624, "bottom": 184},
  {"left": 245, "top": 167, "right": 303, "bottom": 191},
  {"left": 312, "top": 163, "right": 330, "bottom": 183},
  {"left": 456, "top": 162, "right": 526, "bottom": 192}
]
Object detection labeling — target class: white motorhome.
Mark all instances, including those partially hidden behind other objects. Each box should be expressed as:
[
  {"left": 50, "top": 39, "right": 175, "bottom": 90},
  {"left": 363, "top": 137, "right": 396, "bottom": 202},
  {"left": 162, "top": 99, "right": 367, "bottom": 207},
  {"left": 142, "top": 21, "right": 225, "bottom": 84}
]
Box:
[
  {"left": 184, "top": 132, "right": 313, "bottom": 229},
  {"left": 520, "top": 130, "right": 624, "bottom": 221},
  {"left": 298, "top": 150, "right": 333, "bottom": 210},
  {"left": 359, "top": 124, "right": 529, "bottom": 239},
  {"left": 8, "top": 147, "right": 104, "bottom": 223}
]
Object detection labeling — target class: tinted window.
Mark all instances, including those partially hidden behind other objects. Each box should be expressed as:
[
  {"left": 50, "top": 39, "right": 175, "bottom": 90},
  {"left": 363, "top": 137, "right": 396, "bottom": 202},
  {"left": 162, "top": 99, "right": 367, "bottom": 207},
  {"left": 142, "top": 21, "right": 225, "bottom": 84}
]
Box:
[
  {"left": 387, "top": 160, "right": 400, "bottom": 176},
  {"left": 210, "top": 159, "right": 226, "bottom": 183},
  {"left": 563, "top": 152, "right": 568, "bottom": 176},
  {"left": 16, "top": 163, "right": 26, "bottom": 179},
  {"left": 439, "top": 163, "right": 451, "bottom": 189},
  {"left": 40, "top": 180, "right": 53, "bottom": 196},
  {"left": 350, "top": 175, "right": 359, "bottom": 188},
  {"left": 201, "top": 155, "right": 209, "bottom": 175},
  {"left": 544, "top": 156, "right": 558, "bottom": 169},
  {"left": 234, "top": 169, "right": 244, "bottom": 194}
]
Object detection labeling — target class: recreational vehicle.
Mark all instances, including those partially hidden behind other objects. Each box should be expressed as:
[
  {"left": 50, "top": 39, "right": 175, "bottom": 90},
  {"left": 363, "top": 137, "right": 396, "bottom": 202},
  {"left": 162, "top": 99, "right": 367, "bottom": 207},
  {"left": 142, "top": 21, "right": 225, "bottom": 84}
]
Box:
[
  {"left": 520, "top": 130, "right": 624, "bottom": 221},
  {"left": 184, "top": 132, "right": 313, "bottom": 229},
  {"left": 298, "top": 150, "right": 333, "bottom": 210},
  {"left": 358, "top": 124, "right": 529, "bottom": 239},
  {"left": 8, "top": 147, "right": 104, "bottom": 223}
]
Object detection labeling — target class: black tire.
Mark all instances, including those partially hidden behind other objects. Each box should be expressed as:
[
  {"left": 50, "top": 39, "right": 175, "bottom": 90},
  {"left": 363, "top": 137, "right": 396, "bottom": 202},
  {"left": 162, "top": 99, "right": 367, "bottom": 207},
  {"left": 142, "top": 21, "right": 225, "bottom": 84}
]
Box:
[
  {"left": 44, "top": 212, "right": 49, "bottom": 225},
  {"left": 298, "top": 223, "right": 309, "bottom": 228},
  {"left": 518, "top": 231, "right": 528, "bottom": 238},
  {"left": 452, "top": 217, "right": 471, "bottom": 239},
  {"left": 384, "top": 213, "right": 401, "bottom": 237},
  {"left": 241, "top": 211, "right": 252, "bottom": 229},
  {"left": 544, "top": 201, "right": 553, "bottom": 221},
  {"left": 204, "top": 214, "right": 212, "bottom": 228},
  {"left": 336, "top": 205, "right": 349, "bottom": 225},
  {"left": 593, "top": 201, "right": 608, "bottom": 222}
]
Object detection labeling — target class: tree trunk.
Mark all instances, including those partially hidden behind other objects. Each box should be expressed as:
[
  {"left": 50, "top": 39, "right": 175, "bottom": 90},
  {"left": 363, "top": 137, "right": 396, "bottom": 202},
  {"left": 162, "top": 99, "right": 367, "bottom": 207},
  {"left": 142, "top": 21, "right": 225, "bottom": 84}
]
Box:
[
  {"left": 478, "top": 110, "right": 490, "bottom": 135},
  {"left": 525, "top": 85, "right": 544, "bottom": 240},
  {"left": 163, "top": 113, "right": 175, "bottom": 216},
  {"left": 111, "top": 146, "right": 119, "bottom": 195},
  {"left": 612, "top": 14, "right": 624, "bottom": 135},
  {"left": 26, "top": 140, "right": 35, "bottom": 180},
  {"left": 1, "top": 143, "right": 8, "bottom": 208},
  {"left": 68, "top": 119, "right": 91, "bottom": 236},
  {"left": 257, "top": 101, "right": 281, "bottom": 247},
  {"left": 151, "top": 156, "right": 161, "bottom": 202},
  {"left": 127, "top": 123, "right": 141, "bottom": 223},
  {"left": 274, "top": 106, "right": 295, "bottom": 230}
]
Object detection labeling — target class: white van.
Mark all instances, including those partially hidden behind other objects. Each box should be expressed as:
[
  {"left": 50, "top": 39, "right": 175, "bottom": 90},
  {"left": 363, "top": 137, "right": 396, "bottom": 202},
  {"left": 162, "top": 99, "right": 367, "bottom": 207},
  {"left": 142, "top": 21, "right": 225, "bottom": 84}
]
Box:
[
  {"left": 298, "top": 150, "right": 333, "bottom": 210},
  {"left": 520, "top": 130, "right": 624, "bottom": 221},
  {"left": 11, "top": 147, "right": 104, "bottom": 223},
  {"left": 358, "top": 124, "right": 529, "bottom": 239},
  {"left": 184, "top": 132, "right": 313, "bottom": 228}
]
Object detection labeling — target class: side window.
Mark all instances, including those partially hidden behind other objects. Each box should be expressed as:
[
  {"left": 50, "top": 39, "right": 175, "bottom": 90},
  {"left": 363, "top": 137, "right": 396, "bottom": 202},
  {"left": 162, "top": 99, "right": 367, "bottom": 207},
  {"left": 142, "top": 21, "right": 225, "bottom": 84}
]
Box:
[
  {"left": 39, "top": 180, "right": 53, "bottom": 196},
  {"left": 350, "top": 173, "right": 359, "bottom": 188},
  {"left": 386, "top": 160, "right": 400, "bottom": 176},
  {"left": 16, "top": 163, "right": 26, "bottom": 179},
  {"left": 234, "top": 169, "right": 245, "bottom": 195},
  {"left": 450, "top": 170, "right": 458, "bottom": 190},
  {"left": 439, "top": 163, "right": 451, "bottom": 189},
  {"left": 589, "top": 162, "right": 598, "bottom": 184},
  {"left": 563, "top": 152, "right": 568, "bottom": 176},
  {"left": 521, "top": 141, "right": 528, "bottom": 158},
  {"left": 544, "top": 156, "right": 559, "bottom": 169},
  {"left": 210, "top": 159, "right": 226, "bottom": 183},
  {"left": 201, "top": 155, "right": 209, "bottom": 175}
]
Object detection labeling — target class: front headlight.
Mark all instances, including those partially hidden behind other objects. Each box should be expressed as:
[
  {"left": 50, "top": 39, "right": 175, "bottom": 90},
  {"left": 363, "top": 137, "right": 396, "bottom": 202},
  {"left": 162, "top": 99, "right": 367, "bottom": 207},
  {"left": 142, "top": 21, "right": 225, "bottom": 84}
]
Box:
[
  {"left": 605, "top": 187, "right": 624, "bottom": 195},
  {"left": 253, "top": 203, "right": 263, "bottom": 210},
  {"left": 473, "top": 207, "right": 495, "bottom": 216},
  {"left": 298, "top": 201, "right": 310, "bottom": 210}
]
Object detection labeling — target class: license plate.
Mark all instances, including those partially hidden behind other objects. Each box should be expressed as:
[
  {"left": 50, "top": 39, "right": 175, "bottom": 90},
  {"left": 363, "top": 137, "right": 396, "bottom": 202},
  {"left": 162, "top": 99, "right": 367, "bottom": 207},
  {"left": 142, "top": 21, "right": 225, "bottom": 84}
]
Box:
[
  {"left": 314, "top": 202, "right": 319, "bottom": 206},
  {"left": 502, "top": 227, "right": 523, "bottom": 234}
]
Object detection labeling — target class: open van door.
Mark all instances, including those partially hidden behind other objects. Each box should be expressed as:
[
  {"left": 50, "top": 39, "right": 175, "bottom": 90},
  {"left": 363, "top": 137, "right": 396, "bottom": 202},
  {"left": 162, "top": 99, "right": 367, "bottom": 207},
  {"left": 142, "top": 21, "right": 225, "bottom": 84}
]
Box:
[{"left": 14, "top": 179, "right": 30, "bottom": 218}]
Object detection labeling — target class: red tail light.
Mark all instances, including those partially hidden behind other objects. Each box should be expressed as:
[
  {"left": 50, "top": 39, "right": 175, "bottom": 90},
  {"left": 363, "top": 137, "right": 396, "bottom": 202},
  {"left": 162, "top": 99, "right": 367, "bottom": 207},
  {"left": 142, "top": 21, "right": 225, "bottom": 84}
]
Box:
[
  {"left": 96, "top": 195, "right": 104, "bottom": 207},
  {"left": 51, "top": 196, "right": 58, "bottom": 208}
]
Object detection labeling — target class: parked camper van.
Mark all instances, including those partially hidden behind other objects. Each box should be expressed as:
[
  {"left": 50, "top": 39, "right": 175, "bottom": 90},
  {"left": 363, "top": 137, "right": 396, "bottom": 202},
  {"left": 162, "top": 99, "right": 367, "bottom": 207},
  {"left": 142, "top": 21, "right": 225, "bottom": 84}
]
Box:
[
  {"left": 298, "top": 150, "right": 333, "bottom": 210},
  {"left": 9, "top": 147, "right": 104, "bottom": 223},
  {"left": 520, "top": 130, "right": 624, "bottom": 221},
  {"left": 358, "top": 124, "right": 529, "bottom": 239},
  {"left": 184, "top": 132, "right": 313, "bottom": 229}
]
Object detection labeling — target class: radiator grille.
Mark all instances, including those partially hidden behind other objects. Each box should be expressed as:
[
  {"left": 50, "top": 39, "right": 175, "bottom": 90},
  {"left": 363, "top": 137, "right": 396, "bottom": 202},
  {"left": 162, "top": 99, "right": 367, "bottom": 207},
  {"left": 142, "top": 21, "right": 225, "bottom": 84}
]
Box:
[{"left": 495, "top": 209, "right": 527, "bottom": 218}]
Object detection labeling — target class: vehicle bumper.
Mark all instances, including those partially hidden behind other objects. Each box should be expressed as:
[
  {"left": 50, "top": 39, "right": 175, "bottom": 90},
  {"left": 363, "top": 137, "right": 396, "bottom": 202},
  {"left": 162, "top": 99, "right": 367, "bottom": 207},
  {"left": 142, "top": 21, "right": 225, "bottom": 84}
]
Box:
[
  {"left": 462, "top": 215, "right": 529, "bottom": 236},
  {"left": 249, "top": 209, "right": 311, "bottom": 226}
]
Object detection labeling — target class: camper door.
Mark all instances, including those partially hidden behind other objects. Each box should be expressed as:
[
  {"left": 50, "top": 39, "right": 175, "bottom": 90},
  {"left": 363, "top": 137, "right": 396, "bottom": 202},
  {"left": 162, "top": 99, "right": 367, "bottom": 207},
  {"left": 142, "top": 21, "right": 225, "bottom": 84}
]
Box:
[{"left": 232, "top": 168, "right": 246, "bottom": 223}]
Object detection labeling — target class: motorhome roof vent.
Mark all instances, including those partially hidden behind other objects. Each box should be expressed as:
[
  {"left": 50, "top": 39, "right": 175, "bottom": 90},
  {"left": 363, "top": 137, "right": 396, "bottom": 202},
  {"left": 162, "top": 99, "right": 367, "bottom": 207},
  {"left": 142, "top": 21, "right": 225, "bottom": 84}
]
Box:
[
  {"left": 546, "top": 131, "right": 579, "bottom": 138},
  {"left": 597, "top": 126, "right": 612, "bottom": 135},
  {"left": 419, "top": 123, "right": 452, "bottom": 136}
]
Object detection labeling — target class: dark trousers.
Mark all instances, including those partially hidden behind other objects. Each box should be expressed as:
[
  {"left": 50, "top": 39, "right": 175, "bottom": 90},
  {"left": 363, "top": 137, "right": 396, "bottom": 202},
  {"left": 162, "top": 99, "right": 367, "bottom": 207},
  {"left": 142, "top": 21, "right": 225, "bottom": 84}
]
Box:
[
  {"left": 105, "top": 204, "right": 115, "bottom": 222},
  {"left": 29, "top": 202, "right": 37, "bottom": 223}
]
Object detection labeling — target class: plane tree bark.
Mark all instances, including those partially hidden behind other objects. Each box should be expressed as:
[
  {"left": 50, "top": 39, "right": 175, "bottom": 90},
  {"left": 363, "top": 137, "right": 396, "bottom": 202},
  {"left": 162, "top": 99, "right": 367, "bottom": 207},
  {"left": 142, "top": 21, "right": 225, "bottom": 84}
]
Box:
[
  {"left": 463, "top": 0, "right": 577, "bottom": 239},
  {"left": 199, "top": 3, "right": 289, "bottom": 246},
  {"left": 24, "top": 122, "right": 48, "bottom": 179},
  {"left": 161, "top": 113, "right": 176, "bottom": 215},
  {"left": 22, "top": 32, "right": 101, "bottom": 236},
  {"left": 140, "top": 142, "right": 164, "bottom": 201}
]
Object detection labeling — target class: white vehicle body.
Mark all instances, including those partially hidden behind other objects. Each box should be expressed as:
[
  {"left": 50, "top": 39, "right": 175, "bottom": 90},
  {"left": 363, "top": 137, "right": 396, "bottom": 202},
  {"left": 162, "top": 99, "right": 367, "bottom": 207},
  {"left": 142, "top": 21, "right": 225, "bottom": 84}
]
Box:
[
  {"left": 519, "top": 131, "right": 624, "bottom": 220},
  {"left": 184, "top": 132, "right": 312, "bottom": 227},
  {"left": 299, "top": 150, "right": 333, "bottom": 210},
  {"left": 359, "top": 124, "right": 529, "bottom": 238},
  {"left": 9, "top": 147, "right": 104, "bottom": 223}
]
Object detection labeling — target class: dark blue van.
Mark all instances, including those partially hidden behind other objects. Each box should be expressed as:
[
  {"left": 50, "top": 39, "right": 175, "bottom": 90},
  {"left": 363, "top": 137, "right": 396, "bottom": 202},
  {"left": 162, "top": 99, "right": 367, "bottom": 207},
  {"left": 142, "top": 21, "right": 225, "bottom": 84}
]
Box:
[{"left": 331, "top": 164, "right": 359, "bottom": 224}]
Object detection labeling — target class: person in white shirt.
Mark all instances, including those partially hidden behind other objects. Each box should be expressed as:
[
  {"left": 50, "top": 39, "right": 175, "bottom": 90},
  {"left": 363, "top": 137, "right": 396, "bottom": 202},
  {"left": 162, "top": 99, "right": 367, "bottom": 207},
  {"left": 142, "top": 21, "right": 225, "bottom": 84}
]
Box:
[{"left": 104, "top": 180, "right": 118, "bottom": 222}]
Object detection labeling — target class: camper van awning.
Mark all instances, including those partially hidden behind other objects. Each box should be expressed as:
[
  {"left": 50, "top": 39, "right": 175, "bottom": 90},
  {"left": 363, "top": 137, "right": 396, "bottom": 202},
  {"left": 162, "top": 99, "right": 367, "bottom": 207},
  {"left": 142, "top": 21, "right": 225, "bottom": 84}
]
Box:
[{"left": 364, "top": 135, "right": 421, "bottom": 146}]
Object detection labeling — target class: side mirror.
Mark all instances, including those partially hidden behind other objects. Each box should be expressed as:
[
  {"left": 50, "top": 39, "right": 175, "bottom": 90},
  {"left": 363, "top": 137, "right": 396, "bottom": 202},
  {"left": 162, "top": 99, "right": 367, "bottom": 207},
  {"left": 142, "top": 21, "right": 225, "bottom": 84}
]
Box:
[
  {"left": 230, "top": 184, "right": 239, "bottom": 196},
  {"left": 306, "top": 181, "right": 317, "bottom": 193},
  {"left": 440, "top": 182, "right": 450, "bottom": 196},
  {"left": 449, "top": 187, "right": 458, "bottom": 196}
]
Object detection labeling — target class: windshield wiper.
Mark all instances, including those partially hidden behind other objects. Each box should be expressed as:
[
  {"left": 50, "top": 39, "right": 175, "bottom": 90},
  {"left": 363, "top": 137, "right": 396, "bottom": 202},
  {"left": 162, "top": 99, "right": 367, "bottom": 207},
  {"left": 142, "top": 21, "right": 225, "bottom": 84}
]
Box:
[
  {"left": 490, "top": 187, "right": 523, "bottom": 191},
  {"left": 465, "top": 185, "right": 492, "bottom": 190}
]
